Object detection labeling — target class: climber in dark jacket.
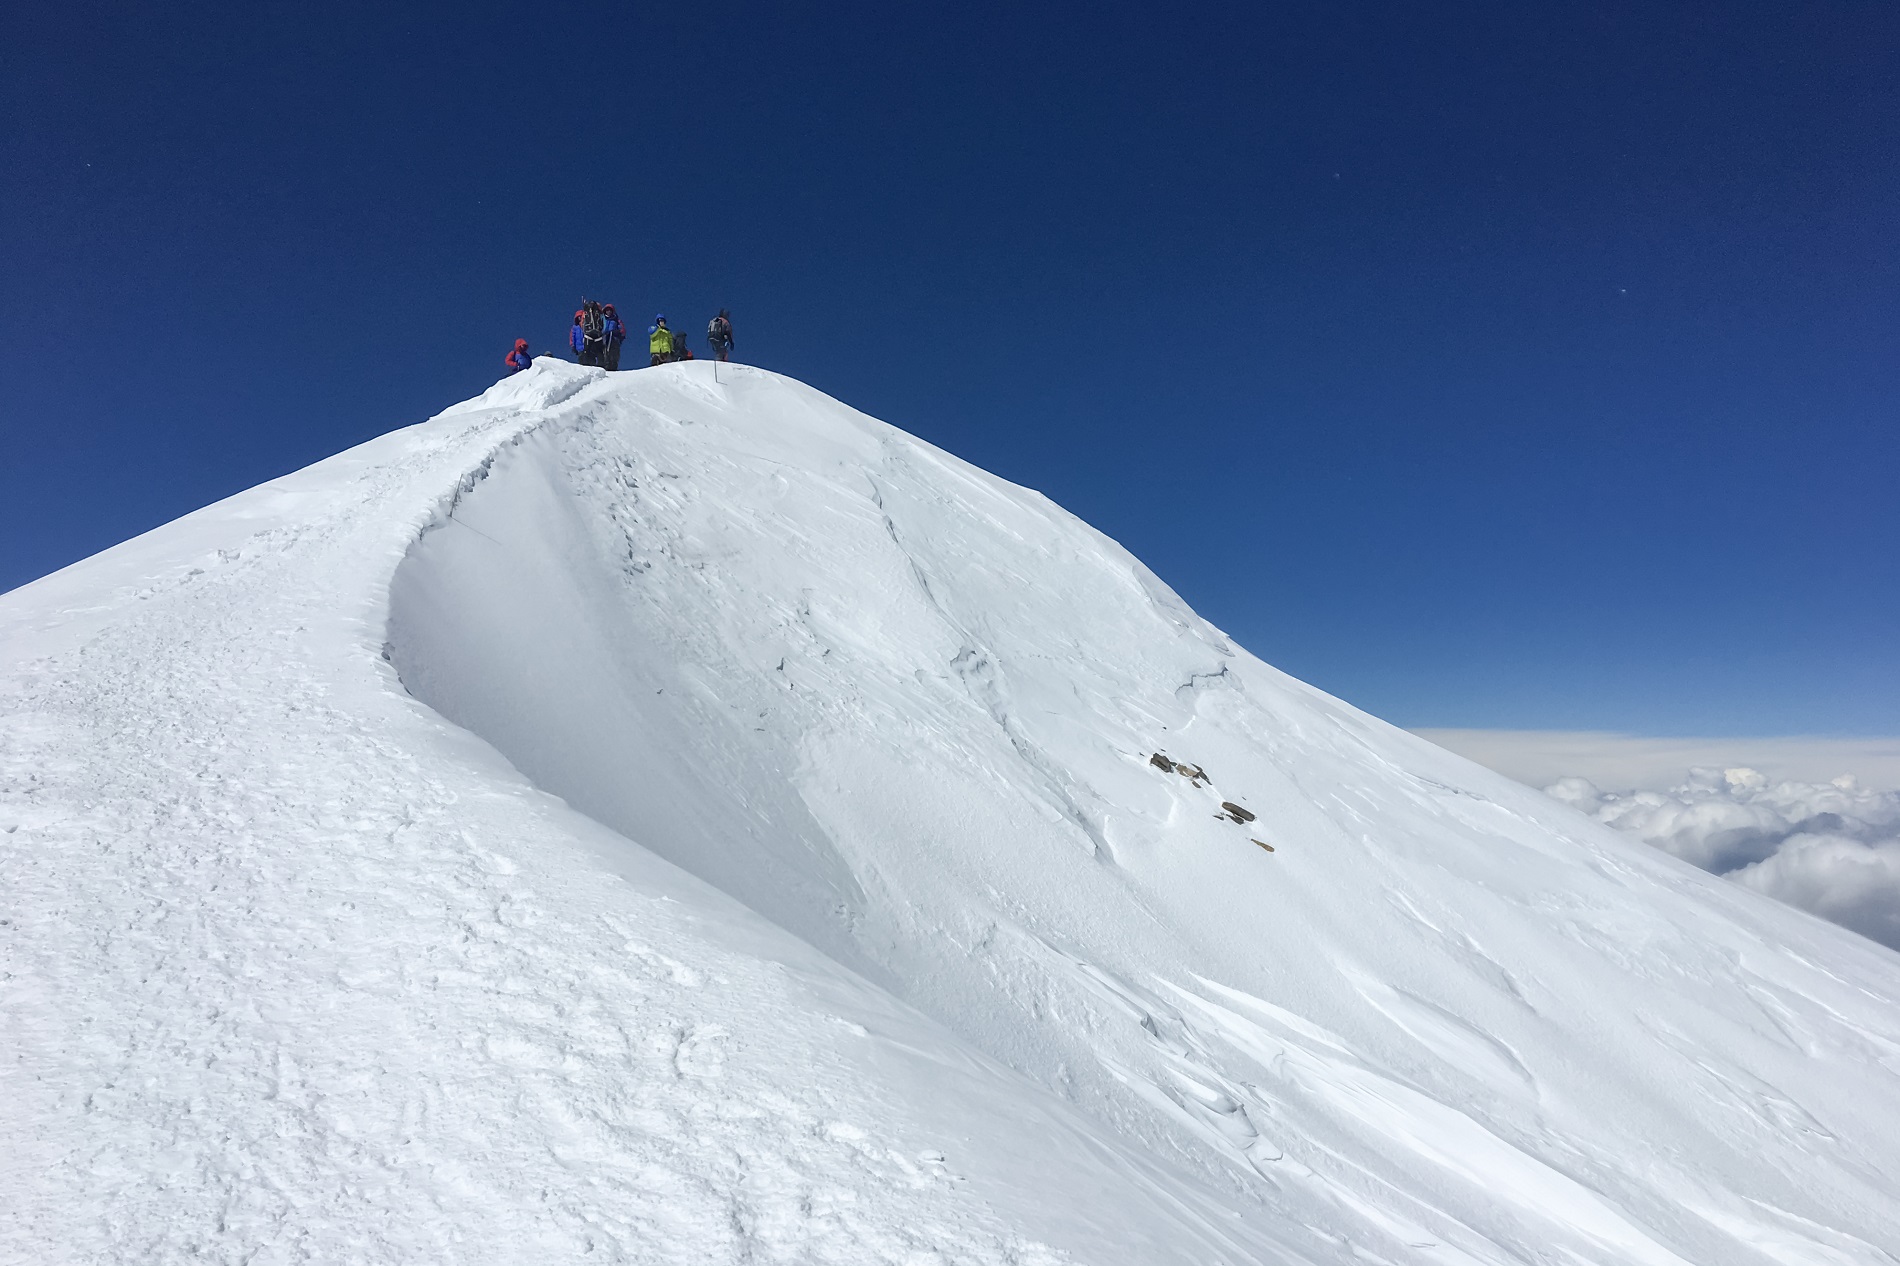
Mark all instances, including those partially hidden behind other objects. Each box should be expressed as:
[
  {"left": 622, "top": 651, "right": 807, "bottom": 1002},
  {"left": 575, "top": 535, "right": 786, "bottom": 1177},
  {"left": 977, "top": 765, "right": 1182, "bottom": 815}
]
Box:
[
  {"left": 707, "top": 310, "right": 734, "bottom": 362},
  {"left": 601, "top": 304, "right": 626, "bottom": 371}
]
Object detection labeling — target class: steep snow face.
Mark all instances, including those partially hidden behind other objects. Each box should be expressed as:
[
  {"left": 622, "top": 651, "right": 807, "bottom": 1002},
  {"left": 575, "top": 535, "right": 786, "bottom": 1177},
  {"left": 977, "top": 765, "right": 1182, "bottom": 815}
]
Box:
[
  {"left": 7, "top": 360, "right": 1900, "bottom": 1265},
  {"left": 0, "top": 364, "right": 1273, "bottom": 1266},
  {"left": 387, "top": 364, "right": 1900, "bottom": 1265}
]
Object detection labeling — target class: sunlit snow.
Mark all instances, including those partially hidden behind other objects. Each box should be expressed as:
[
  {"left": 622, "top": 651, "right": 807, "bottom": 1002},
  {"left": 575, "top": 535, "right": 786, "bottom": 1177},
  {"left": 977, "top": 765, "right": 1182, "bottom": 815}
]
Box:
[{"left": 5, "top": 360, "right": 1898, "bottom": 1265}]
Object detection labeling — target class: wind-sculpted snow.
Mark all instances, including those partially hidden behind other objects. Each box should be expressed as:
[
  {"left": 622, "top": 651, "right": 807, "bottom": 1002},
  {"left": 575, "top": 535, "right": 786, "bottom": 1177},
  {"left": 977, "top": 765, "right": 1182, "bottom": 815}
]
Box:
[{"left": 6, "top": 360, "right": 1900, "bottom": 1265}]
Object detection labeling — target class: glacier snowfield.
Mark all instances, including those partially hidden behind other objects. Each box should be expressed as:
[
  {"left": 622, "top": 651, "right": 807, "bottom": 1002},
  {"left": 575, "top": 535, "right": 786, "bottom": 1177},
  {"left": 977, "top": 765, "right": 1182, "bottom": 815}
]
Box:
[{"left": 4, "top": 359, "right": 1898, "bottom": 1265}]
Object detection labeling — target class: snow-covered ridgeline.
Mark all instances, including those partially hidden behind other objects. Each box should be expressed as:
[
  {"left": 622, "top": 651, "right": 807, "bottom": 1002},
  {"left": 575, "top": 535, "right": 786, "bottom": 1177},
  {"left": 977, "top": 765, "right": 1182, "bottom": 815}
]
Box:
[{"left": 5, "top": 360, "right": 1900, "bottom": 1265}]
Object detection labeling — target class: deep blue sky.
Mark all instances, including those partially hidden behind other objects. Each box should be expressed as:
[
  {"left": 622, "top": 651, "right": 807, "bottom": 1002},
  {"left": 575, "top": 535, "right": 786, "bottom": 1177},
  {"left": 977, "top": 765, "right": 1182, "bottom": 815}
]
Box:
[{"left": 5, "top": 1, "right": 1896, "bottom": 735}]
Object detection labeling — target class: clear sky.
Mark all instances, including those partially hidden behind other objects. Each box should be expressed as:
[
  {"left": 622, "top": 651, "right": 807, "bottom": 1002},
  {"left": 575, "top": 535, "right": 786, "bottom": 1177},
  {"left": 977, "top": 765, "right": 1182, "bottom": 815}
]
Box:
[{"left": 5, "top": 1, "right": 1895, "bottom": 736}]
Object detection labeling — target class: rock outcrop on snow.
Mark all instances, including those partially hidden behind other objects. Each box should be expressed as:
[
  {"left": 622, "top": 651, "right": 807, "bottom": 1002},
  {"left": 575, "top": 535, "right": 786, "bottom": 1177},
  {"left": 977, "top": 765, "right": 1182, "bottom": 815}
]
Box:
[{"left": 6, "top": 359, "right": 1899, "bottom": 1265}]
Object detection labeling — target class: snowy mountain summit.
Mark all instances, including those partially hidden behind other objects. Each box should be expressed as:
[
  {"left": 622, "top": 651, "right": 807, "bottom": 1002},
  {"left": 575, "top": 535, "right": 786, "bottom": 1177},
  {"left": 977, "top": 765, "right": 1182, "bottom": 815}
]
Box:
[{"left": 5, "top": 360, "right": 1899, "bottom": 1265}]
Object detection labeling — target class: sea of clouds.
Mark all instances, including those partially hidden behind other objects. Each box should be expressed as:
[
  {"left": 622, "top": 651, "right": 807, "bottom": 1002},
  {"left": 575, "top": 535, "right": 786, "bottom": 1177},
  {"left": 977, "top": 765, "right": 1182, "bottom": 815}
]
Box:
[{"left": 1546, "top": 768, "right": 1900, "bottom": 950}]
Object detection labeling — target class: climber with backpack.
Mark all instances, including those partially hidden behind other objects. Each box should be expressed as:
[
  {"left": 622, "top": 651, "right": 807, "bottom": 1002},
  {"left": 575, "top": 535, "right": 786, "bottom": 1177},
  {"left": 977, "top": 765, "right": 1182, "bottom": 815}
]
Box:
[
  {"left": 601, "top": 303, "right": 626, "bottom": 371},
  {"left": 707, "top": 310, "right": 733, "bottom": 362},
  {"left": 503, "top": 338, "right": 531, "bottom": 374},
  {"left": 578, "top": 300, "right": 608, "bottom": 367},
  {"left": 648, "top": 314, "right": 673, "bottom": 366}
]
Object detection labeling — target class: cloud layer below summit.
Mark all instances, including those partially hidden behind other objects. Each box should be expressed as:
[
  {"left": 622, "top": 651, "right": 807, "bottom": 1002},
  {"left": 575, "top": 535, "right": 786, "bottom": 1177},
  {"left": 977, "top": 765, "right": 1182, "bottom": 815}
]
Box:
[{"left": 1422, "top": 729, "right": 1900, "bottom": 950}]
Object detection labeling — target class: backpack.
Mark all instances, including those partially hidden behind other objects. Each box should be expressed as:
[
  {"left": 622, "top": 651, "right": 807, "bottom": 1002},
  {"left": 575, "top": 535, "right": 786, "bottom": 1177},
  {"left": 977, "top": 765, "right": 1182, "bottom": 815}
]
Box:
[
  {"left": 709, "top": 316, "right": 731, "bottom": 343},
  {"left": 582, "top": 301, "right": 605, "bottom": 343}
]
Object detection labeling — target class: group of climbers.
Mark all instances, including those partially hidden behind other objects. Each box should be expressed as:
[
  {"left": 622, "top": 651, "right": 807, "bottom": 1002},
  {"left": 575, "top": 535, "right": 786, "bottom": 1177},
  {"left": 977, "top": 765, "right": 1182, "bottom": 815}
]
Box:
[
  {"left": 504, "top": 304, "right": 736, "bottom": 375},
  {"left": 566, "top": 300, "right": 628, "bottom": 369}
]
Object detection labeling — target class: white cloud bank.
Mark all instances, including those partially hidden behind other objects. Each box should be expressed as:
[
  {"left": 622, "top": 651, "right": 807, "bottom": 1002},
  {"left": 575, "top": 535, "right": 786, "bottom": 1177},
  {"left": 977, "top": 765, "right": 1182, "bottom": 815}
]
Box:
[
  {"left": 1550, "top": 768, "right": 1900, "bottom": 951},
  {"left": 1415, "top": 731, "right": 1900, "bottom": 952}
]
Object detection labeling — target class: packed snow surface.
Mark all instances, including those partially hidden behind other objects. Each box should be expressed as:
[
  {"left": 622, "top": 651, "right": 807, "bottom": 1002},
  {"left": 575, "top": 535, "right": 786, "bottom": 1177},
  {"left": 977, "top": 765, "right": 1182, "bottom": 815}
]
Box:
[{"left": 5, "top": 360, "right": 1899, "bottom": 1265}]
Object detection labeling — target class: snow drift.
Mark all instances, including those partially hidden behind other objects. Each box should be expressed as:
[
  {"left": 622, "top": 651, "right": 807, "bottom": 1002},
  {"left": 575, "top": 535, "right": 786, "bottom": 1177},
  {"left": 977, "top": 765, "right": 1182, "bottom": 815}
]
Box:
[{"left": 6, "top": 359, "right": 1900, "bottom": 1266}]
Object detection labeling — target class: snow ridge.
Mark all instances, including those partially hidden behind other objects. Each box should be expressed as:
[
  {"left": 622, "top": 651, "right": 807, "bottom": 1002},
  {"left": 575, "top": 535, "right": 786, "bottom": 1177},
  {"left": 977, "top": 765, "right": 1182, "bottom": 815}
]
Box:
[{"left": 6, "top": 360, "right": 1900, "bottom": 1265}]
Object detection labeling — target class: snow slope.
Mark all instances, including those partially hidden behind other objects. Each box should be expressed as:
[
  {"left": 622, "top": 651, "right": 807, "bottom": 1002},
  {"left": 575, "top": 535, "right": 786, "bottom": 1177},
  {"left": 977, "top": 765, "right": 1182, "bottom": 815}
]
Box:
[{"left": 5, "top": 360, "right": 1899, "bottom": 1265}]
